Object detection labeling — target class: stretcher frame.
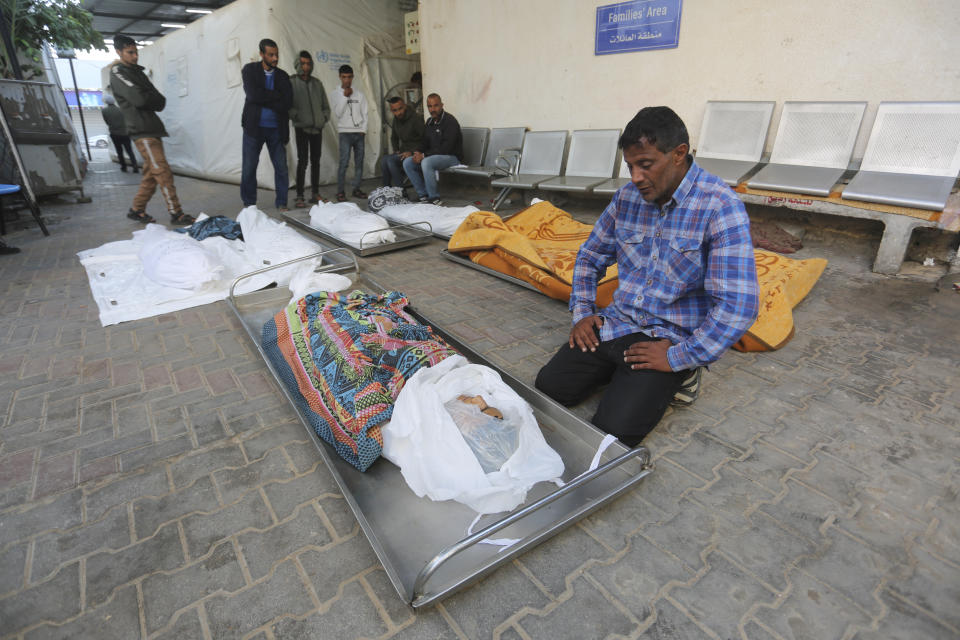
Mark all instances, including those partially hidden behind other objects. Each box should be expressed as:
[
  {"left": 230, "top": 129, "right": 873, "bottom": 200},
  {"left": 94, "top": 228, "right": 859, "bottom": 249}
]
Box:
[
  {"left": 439, "top": 248, "right": 542, "bottom": 294},
  {"left": 227, "top": 249, "right": 653, "bottom": 608},
  {"left": 282, "top": 210, "right": 433, "bottom": 256}
]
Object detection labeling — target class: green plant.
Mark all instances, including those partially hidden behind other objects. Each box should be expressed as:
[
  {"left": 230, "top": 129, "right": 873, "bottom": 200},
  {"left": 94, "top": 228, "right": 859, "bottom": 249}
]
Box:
[{"left": 0, "top": 0, "right": 105, "bottom": 78}]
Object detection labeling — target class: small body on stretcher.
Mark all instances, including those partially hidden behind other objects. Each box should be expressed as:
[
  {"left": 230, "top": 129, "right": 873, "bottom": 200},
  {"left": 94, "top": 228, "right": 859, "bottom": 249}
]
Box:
[
  {"left": 282, "top": 204, "right": 433, "bottom": 256},
  {"left": 227, "top": 249, "right": 652, "bottom": 607}
]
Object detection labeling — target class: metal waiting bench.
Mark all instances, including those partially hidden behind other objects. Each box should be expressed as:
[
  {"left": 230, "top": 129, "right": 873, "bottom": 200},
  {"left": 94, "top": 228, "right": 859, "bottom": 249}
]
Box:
[
  {"left": 747, "top": 101, "right": 867, "bottom": 196},
  {"left": 490, "top": 130, "right": 567, "bottom": 209},
  {"left": 593, "top": 158, "right": 632, "bottom": 196},
  {"left": 539, "top": 129, "right": 620, "bottom": 194},
  {"left": 443, "top": 127, "right": 488, "bottom": 175},
  {"left": 842, "top": 101, "right": 960, "bottom": 212},
  {"left": 445, "top": 127, "right": 527, "bottom": 179},
  {"left": 694, "top": 100, "right": 775, "bottom": 186}
]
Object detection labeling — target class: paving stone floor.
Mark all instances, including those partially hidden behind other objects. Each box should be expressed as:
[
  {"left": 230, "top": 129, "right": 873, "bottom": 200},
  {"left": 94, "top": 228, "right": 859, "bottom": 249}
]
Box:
[{"left": 0, "top": 151, "right": 958, "bottom": 639}]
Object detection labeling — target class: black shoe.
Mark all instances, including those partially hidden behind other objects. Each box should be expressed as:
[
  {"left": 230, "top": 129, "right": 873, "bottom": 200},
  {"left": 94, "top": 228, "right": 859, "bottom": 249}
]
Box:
[
  {"left": 126, "top": 208, "right": 156, "bottom": 224},
  {"left": 132, "top": 167, "right": 139, "bottom": 174},
  {"left": 671, "top": 367, "right": 703, "bottom": 406},
  {"left": 352, "top": 188, "right": 367, "bottom": 198},
  {"left": 417, "top": 195, "right": 429, "bottom": 203},
  {"left": 429, "top": 197, "right": 444, "bottom": 206},
  {"left": 120, "top": 166, "right": 127, "bottom": 172},
  {"left": 0, "top": 240, "right": 20, "bottom": 255}
]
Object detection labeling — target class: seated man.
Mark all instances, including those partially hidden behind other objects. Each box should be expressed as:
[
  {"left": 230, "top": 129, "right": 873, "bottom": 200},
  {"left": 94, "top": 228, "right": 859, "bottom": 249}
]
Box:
[
  {"left": 403, "top": 93, "right": 462, "bottom": 205},
  {"left": 381, "top": 97, "right": 424, "bottom": 189},
  {"left": 535, "top": 106, "right": 759, "bottom": 446}
]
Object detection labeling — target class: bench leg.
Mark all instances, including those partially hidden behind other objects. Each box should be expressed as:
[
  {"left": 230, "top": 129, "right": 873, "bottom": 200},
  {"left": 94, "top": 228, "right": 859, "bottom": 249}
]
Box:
[
  {"left": 874, "top": 216, "right": 921, "bottom": 275},
  {"left": 492, "top": 186, "right": 513, "bottom": 211}
]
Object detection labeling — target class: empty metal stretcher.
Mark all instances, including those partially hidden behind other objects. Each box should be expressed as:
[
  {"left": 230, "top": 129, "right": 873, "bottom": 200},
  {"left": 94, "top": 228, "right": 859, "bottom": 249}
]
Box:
[{"left": 227, "top": 249, "right": 653, "bottom": 608}]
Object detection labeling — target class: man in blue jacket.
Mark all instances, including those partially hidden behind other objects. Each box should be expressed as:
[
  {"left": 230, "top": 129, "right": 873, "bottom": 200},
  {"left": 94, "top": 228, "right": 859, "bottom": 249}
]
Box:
[{"left": 241, "top": 38, "right": 294, "bottom": 211}]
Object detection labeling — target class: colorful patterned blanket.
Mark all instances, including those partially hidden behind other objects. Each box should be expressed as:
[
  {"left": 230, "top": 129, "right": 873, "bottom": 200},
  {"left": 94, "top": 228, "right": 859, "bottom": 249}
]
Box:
[{"left": 262, "top": 290, "right": 457, "bottom": 471}]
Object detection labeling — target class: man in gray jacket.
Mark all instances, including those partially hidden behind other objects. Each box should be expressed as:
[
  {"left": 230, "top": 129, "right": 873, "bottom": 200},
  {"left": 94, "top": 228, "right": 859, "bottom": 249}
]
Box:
[
  {"left": 109, "top": 34, "right": 193, "bottom": 225},
  {"left": 289, "top": 50, "right": 330, "bottom": 208}
]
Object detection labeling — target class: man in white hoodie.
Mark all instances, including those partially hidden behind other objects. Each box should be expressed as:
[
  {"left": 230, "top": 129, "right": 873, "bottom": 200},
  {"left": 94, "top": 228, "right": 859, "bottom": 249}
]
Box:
[{"left": 329, "top": 64, "right": 368, "bottom": 202}]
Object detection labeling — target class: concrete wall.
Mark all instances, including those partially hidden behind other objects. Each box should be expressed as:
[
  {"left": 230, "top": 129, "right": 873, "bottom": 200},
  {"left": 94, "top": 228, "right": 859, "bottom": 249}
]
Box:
[{"left": 419, "top": 0, "right": 960, "bottom": 157}]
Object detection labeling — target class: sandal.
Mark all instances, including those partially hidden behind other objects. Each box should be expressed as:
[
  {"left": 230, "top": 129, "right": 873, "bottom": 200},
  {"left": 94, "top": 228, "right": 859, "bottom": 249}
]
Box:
[
  {"left": 336, "top": 192, "right": 347, "bottom": 202},
  {"left": 294, "top": 197, "right": 307, "bottom": 208},
  {"left": 169, "top": 211, "right": 196, "bottom": 226},
  {"left": 126, "top": 209, "right": 156, "bottom": 224},
  {"left": 352, "top": 188, "right": 367, "bottom": 198}
]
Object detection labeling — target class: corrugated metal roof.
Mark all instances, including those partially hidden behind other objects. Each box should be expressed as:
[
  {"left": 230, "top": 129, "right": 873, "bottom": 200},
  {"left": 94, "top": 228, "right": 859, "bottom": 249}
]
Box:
[{"left": 79, "top": 0, "right": 236, "bottom": 42}]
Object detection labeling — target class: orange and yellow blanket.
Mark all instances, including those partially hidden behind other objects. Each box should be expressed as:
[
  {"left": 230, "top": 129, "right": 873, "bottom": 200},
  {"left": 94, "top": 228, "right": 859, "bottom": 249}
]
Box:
[
  {"left": 447, "top": 201, "right": 619, "bottom": 306},
  {"left": 447, "top": 202, "right": 827, "bottom": 352}
]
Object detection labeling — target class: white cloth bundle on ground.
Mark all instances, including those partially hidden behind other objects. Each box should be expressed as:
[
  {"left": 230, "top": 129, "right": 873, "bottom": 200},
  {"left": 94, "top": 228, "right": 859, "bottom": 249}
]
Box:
[
  {"left": 79, "top": 209, "right": 322, "bottom": 326},
  {"left": 308, "top": 202, "right": 396, "bottom": 248},
  {"left": 382, "top": 355, "right": 565, "bottom": 514},
  {"left": 378, "top": 203, "right": 479, "bottom": 237},
  {"left": 139, "top": 224, "right": 224, "bottom": 290}
]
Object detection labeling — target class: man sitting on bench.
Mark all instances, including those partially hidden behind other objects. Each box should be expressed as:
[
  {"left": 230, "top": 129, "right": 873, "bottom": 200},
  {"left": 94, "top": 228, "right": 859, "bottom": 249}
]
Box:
[{"left": 535, "top": 106, "right": 759, "bottom": 446}]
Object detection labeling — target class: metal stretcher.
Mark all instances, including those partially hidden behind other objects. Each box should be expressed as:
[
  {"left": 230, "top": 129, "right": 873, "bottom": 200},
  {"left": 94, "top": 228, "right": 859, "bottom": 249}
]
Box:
[
  {"left": 227, "top": 249, "right": 652, "bottom": 608},
  {"left": 439, "top": 248, "right": 541, "bottom": 294},
  {"left": 281, "top": 210, "right": 433, "bottom": 256}
]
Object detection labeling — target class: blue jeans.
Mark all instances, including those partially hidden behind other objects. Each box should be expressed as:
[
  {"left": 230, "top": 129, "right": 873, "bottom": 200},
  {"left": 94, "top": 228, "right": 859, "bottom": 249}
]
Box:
[
  {"left": 380, "top": 153, "right": 406, "bottom": 187},
  {"left": 241, "top": 128, "right": 288, "bottom": 208},
  {"left": 403, "top": 154, "right": 458, "bottom": 199},
  {"left": 337, "top": 132, "right": 365, "bottom": 193}
]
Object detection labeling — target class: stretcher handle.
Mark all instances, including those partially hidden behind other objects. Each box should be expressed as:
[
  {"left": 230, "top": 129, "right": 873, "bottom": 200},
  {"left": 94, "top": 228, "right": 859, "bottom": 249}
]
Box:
[
  {"left": 358, "top": 220, "right": 433, "bottom": 249},
  {"left": 227, "top": 248, "right": 358, "bottom": 302},
  {"left": 412, "top": 444, "right": 651, "bottom": 602}
]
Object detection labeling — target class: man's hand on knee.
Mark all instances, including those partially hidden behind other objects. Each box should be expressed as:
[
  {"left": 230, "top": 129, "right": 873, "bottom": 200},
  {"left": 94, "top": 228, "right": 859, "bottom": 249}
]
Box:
[
  {"left": 569, "top": 315, "right": 603, "bottom": 352},
  {"left": 623, "top": 339, "right": 673, "bottom": 371}
]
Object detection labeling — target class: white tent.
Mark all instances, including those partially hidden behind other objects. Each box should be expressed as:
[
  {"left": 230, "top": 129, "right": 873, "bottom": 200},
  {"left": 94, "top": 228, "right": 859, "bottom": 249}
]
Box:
[{"left": 108, "top": 0, "right": 418, "bottom": 192}]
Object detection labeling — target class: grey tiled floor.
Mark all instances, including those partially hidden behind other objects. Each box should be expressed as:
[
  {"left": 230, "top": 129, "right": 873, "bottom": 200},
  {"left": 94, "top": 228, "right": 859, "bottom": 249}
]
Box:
[{"left": 1, "top": 152, "right": 958, "bottom": 639}]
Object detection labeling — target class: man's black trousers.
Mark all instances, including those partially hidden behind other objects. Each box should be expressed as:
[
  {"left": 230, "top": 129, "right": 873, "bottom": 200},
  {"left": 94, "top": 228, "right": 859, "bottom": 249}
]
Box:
[
  {"left": 535, "top": 332, "right": 687, "bottom": 446},
  {"left": 294, "top": 128, "right": 322, "bottom": 198}
]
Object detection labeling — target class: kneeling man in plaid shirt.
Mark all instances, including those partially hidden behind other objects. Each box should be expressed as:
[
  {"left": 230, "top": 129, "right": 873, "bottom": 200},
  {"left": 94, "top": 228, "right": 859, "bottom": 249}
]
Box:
[{"left": 536, "top": 106, "right": 760, "bottom": 446}]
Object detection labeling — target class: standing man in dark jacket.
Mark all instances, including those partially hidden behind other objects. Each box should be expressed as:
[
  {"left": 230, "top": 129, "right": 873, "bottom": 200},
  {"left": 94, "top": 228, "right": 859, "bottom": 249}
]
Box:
[
  {"left": 402, "top": 93, "right": 462, "bottom": 205},
  {"left": 289, "top": 50, "right": 330, "bottom": 208},
  {"left": 241, "top": 38, "right": 294, "bottom": 211},
  {"left": 381, "top": 97, "right": 424, "bottom": 188},
  {"left": 109, "top": 34, "right": 193, "bottom": 225},
  {"left": 101, "top": 94, "right": 138, "bottom": 173}
]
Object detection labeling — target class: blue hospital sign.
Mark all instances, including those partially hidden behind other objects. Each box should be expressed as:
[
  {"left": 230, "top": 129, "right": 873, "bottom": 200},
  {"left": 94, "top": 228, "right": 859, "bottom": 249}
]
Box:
[{"left": 595, "top": 0, "right": 682, "bottom": 55}]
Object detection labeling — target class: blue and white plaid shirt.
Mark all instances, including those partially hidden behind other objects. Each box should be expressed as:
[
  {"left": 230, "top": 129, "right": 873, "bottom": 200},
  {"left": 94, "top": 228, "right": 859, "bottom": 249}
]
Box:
[{"left": 570, "top": 159, "right": 759, "bottom": 371}]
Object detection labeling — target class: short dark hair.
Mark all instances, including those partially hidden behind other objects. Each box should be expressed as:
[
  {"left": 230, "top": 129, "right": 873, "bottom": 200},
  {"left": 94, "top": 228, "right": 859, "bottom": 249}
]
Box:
[
  {"left": 113, "top": 34, "right": 136, "bottom": 51},
  {"left": 387, "top": 96, "right": 403, "bottom": 105},
  {"left": 259, "top": 38, "right": 277, "bottom": 53},
  {"left": 298, "top": 50, "right": 311, "bottom": 60},
  {"left": 410, "top": 71, "right": 422, "bottom": 85},
  {"left": 338, "top": 64, "right": 353, "bottom": 75},
  {"left": 426, "top": 93, "right": 441, "bottom": 101},
  {"left": 619, "top": 106, "right": 689, "bottom": 153}
]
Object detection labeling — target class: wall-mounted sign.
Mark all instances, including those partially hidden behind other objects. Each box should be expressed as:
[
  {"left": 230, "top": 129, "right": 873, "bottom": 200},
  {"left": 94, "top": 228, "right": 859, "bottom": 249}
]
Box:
[{"left": 595, "top": 0, "right": 682, "bottom": 55}]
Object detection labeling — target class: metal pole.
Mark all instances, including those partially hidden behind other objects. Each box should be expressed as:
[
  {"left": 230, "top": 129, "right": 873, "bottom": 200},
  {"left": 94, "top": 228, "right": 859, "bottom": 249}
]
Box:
[
  {"left": 67, "top": 58, "right": 91, "bottom": 160},
  {"left": 0, "top": 6, "right": 22, "bottom": 80}
]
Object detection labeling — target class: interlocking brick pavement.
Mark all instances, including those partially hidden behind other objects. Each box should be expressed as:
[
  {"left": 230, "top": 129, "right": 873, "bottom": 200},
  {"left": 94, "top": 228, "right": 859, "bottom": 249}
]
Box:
[{"left": 0, "top": 150, "right": 958, "bottom": 638}]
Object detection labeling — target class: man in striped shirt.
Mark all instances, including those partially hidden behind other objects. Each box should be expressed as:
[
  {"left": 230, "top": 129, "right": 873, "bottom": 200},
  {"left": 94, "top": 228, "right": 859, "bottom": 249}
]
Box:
[{"left": 536, "top": 106, "right": 759, "bottom": 446}]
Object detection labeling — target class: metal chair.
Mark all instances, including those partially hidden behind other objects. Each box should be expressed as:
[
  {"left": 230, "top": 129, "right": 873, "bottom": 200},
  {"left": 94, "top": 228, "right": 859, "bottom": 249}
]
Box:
[
  {"left": 694, "top": 100, "right": 775, "bottom": 186},
  {"left": 539, "top": 129, "right": 620, "bottom": 194},
  {"left": 489, "top": 130, "right": 567, "bottom": 209},
  {"left": 441, "top": 127, "right": 488, "bottom": 174},
  {"left": 593, "top": 158, "right": 632, "bottom": 196},
  {"left": 841, "top": 102, "right": 960, "bottom": 211},
  {"left": 747, "top": 101, "right": 867, "bottom": 196},
  {"left": 446, "top": 127, "right": 526, "bottom": 178}
]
